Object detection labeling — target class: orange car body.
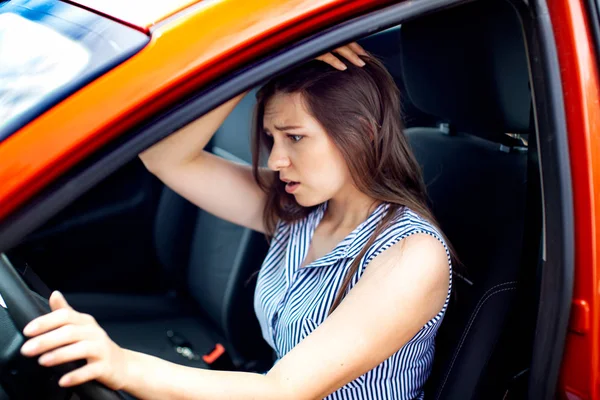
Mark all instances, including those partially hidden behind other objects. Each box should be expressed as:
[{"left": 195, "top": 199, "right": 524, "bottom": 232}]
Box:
[{"left": 0, "top": 0, "right": 598, "bottom": 398}]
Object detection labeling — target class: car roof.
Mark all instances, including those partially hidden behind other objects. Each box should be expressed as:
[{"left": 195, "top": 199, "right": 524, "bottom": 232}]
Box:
[{"left": 67, "top": 0, "right": 202, "bottom": 31}]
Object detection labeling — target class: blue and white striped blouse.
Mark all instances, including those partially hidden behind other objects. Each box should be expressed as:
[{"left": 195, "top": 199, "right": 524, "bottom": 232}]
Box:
[{"left": 254, "top": 201, "right": 453, "bottom": 399}]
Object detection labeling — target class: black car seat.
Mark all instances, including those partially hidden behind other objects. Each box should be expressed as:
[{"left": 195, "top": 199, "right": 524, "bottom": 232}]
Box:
[
  {"left": 398, "top": 1, "right": 534, "bottom": 399},
  {"left": 358, "top": 26, "right": 438, "bottom": 129},
  {"left": 67, "top": 91, "right": 274, "bottom": 372}
]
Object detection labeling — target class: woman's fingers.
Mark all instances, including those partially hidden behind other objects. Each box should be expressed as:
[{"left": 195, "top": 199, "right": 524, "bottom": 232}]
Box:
[
  {"left": 23, "top": 294, "right": 93, "bottom": 337},
  {"left": 17, "top": 290, "right": 124, "bottom": 390},
  {"left": 333, "top": 46, "right": 366, "bottom": 67},
  {"left": 348, "top": 42, "right": 368, "bottom": 56},
  {"left": 315, "top": 53, "right": 348, "bottom": 71},
  {"left": 58, "top": 362, "right": 105, "bottom": 387},
  {"left": 38, "top": 340, "right": 100, "bottom": 367},
  {"left": 23, "top": 307, "right": 90, "bottom": 337},
  {"left": 48, "top": 290, "right": 71, "bottom": 311},
  {"left": 316, "top": 42, "right": 368, "bottom": 70},
  {"left": 21, "top": 323, "right": 98, "bottom": 357}
]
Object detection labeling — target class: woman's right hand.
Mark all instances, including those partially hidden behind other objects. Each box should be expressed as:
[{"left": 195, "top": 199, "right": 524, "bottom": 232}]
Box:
[
  {"left": 316, "top": 42, "right": 368, "bottom": 70},
  {"left": 20, "top": 291, "right": 129, "bottom": 390}
]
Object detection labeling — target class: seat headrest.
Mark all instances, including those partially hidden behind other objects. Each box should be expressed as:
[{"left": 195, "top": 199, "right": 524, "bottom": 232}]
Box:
[{"left": 400, "top": 0, "right": 531, "bottom": 138}]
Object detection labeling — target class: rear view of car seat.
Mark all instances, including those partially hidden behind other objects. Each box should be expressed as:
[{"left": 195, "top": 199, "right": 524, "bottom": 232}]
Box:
[
  {"left": 398, "top": 1, "right": 536, "bottom": 399},
  {"left": 67, "top": 91, "right": 274, "bottom": 372},
  {"left": 358, "top": 26, "right": 437, "bottom": 129}
]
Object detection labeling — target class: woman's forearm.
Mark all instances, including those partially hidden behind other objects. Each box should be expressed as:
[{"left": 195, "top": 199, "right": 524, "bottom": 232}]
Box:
[
  {"left": 138, "top": 92, "right": 247, "bottom": 173},
  {"left": 122, "top": 350, "right": 291, "bottom": 400}
]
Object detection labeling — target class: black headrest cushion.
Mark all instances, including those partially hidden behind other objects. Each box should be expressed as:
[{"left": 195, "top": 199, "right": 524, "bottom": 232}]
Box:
[{"left": 400, "top": 0, "right": 531, "bottom": 137}]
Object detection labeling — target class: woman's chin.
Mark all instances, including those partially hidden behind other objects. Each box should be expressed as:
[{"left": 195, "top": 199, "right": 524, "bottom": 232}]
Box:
[
  {"left": 293, "top": 193, "right": 329, "bottom": 208},
  {"left": 294, "top": 196, "right": 312, "bottom": 207}
]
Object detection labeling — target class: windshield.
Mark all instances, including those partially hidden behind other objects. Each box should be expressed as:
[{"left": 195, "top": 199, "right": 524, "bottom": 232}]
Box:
[
  {"left": 0, "top": 13, "right": 90, "bottom": 130},
  {"left": 0, "top": 0, "right": 149, "bottom": 142}
]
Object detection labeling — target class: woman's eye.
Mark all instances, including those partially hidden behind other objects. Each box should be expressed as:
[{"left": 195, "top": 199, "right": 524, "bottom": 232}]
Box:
[{"left": 289, "top": 135, "right": 303, "bottom": 142}]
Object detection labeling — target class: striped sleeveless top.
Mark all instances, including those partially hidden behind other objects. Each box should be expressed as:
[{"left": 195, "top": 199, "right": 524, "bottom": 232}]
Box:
[{"left": 253, "top": 202, "right": 453, "bottom": 399}]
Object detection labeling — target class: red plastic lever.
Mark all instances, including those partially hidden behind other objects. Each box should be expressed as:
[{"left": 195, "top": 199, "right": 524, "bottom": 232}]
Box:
[{"left": 202, "top": 343, "right": 226, "bottom": 364}]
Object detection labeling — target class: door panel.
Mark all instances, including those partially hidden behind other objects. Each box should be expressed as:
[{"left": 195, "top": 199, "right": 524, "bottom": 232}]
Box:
[{"left": 7, "top": 159, "right": 166, "bottom": 294}]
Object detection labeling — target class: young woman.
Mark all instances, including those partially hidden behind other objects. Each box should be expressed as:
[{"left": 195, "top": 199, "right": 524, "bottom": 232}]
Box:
[{"left": 19, "top": 44, "right": 452, "bottom": 400}]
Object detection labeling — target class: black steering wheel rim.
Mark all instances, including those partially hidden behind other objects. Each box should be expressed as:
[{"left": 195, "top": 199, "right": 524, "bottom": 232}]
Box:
[{"left": 0, "top": 253, "right": 124, "bottom": 400}]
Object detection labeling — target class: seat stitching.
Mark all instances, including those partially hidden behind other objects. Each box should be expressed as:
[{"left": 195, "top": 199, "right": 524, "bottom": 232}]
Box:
[
  {"left": 436, "top": 284, "right": 517, "bottom": 399},
  {"left": 436, "top": 282, "right": 518, "bottom": 399},
  {"left": 436, "top": 285, "right": 517, "bottom": 398}
]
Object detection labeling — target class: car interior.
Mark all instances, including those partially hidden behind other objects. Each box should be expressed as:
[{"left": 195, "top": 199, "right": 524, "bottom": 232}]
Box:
[{"left": 3, "top": 0, "right": 543, "bottom": 398}]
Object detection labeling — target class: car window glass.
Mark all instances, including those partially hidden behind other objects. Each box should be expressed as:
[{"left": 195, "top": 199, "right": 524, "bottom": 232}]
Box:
[
  {"left": 0, "top": 13, "right": 90, "bottom": 130},
  {"left": 0, "top": 0, "right": 149, "bottom": 143}
]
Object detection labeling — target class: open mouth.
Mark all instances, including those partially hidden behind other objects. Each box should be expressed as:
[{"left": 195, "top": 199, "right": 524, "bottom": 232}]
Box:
[{"left": 285, "top": 181, "right": 300, "bottom": 193}]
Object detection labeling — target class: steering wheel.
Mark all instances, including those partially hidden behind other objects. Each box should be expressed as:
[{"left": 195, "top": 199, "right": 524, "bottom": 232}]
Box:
[{"left": 0, "top": 253, "right": 124, "bottom": 400}]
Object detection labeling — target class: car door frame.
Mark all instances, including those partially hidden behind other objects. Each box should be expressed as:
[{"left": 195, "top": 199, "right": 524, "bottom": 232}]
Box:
[
  {"left": 0, "top": 0, "right": 575, "bottom": 398},
  {"left": 545, "top": 0, "right": 600, "bottom": 398}
]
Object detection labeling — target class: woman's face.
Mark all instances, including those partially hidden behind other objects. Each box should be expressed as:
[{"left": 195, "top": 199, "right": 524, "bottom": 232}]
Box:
[{"left": 264, "top": 92, "right": 352, "bottom": 207}]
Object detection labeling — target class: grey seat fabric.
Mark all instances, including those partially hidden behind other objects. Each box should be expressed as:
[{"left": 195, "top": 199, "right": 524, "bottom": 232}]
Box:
[
  {"left": 399, "top": 1, "right": 534, "bottom": 399},
  {"left": 67, "top": 90, "right": 273, "bottom": 371}
]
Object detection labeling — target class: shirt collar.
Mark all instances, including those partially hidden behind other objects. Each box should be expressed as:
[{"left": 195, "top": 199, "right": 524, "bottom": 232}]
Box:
[{"left": 300, "top": 201, "right": 389, "bottom": 268}]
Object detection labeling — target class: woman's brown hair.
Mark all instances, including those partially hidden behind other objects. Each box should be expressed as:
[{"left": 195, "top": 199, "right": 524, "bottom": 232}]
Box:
[{"left": 251, "top": 54, "right": 454, "bottom": 313}]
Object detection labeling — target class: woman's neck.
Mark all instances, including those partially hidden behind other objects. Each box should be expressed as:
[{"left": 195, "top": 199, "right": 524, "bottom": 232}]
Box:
[{"left": 323, "top": 188, "right": 379, "bottom": 231}]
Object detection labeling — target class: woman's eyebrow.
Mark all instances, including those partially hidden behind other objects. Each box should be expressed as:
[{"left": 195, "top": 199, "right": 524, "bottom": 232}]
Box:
[{"left": 274, "top": 124, "right": 303, "bottom": 131}]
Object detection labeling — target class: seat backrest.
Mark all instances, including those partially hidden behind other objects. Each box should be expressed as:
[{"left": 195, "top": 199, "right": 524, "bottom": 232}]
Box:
[
  {"left": 154, "top": 91, "right": 273, "bottom": 367},
  {"left": 398, "top": 1, "right": 532, "bottom": 398},
  {"left": 358, "top": 27, "right": 437, "bottom": 128},
  {"left": 408, "top": 129, "right": 527, "bottom": 398}
]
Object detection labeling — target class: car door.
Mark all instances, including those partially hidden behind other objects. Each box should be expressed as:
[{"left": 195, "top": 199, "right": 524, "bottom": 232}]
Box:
[
  {"left": 547, "top": 0, "right": 600, "bottom": 399},
  {"left": 7, "top": 159, "right": 167, "bottom": 294}
]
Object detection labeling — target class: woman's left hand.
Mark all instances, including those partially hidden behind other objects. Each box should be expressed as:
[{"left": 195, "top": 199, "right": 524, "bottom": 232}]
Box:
[
  {"left": 316, "top": 42, "right": 368, "bottom": 70},
  {"left": 20, "top": 291, "right": 129, "bottom": 390}
]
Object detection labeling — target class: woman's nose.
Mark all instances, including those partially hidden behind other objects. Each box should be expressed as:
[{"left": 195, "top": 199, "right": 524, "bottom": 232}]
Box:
[{"left": 267, "top": 145, "right": 291, "bottom": 171}]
